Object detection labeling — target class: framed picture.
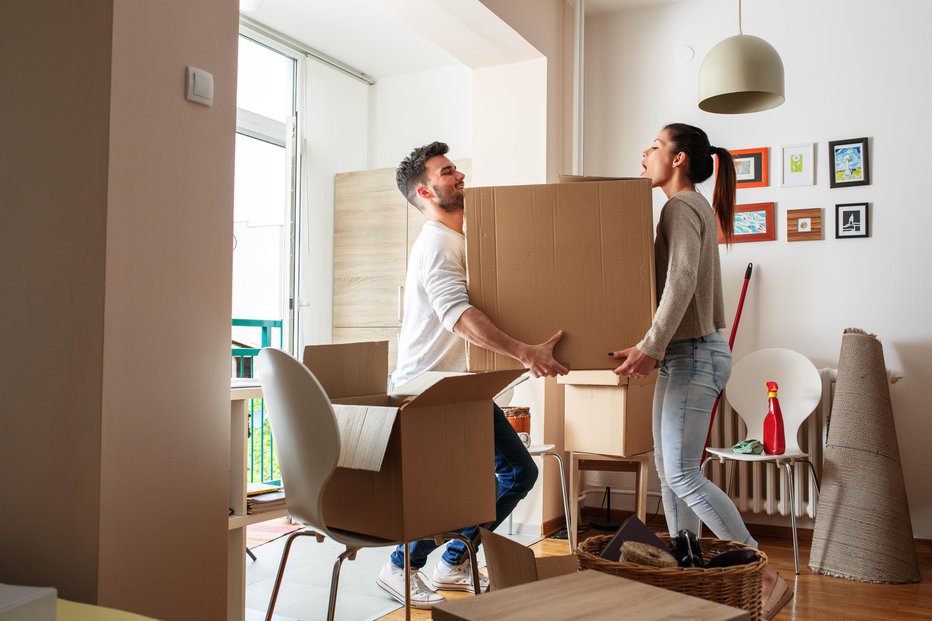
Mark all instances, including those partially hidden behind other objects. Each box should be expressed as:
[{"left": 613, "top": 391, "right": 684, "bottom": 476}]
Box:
[
  {"left": 787, "top": 208, "right": 822, "bottom": 242},
  {"left": 829, "top": 137, "right": 870, "bottom": 188},
  {"left": 730, "top": 147, "right": 769, "bottom": 188},
  {"left": 781, "top": 143, "right": 815, "bottom": 187},
  {"left": 719, "top": 202, "right": 776, "bottom": 244},
  {"left": 835, "top": 202, "right": 870, "bottom": 238}
]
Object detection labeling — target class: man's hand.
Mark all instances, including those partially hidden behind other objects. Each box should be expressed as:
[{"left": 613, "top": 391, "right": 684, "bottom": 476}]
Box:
[
  {"left": 519, "top": 330, "right": 569, "bottom": 378},
  {"left": 609, "top": 346, "right": 656, "bottom": 379}
]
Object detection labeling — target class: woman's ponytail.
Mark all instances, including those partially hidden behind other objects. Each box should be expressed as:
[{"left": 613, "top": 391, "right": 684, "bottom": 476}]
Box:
[{"left": 710, "top": 146, "right": 736, "bottom": 246}]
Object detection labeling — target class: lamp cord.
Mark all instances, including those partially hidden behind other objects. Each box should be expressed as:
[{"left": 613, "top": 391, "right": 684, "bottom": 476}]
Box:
[{"left": 738, "top": 0, "right": 743, "bottom": 34}]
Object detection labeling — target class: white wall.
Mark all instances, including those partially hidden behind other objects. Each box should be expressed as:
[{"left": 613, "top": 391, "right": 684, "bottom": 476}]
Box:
[
  {"left": 298, "top": 58, "right": 369, "bottom": 349},
  {"left": 367, "top": 64, "right": 473, "bottom": 168},
  {"left": 585, "top": 0, "right": 932, "bottom": 538},
  {"left": 472, "top": 57, "right": 548, "bottom": 186}
]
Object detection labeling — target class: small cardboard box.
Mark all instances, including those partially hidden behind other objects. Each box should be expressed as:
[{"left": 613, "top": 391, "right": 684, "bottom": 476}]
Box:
[
  {"left": 558, "top": 370, "right": 657, "bottom": 457},
  {"left": 465, "top": 178, "right": 655, "bottom": 372},
  {"left": 302, "top": 341, "right": 523, "bottom": 541}
]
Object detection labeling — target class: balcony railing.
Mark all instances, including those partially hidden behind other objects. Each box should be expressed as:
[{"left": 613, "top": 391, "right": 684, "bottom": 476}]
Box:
[{"left": 232, "top": 318, "right": 282, "bottom": 484}]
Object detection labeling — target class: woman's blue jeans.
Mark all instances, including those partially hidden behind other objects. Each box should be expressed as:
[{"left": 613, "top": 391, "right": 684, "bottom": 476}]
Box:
[
  {"left": 653, "top": 331, "right": 757, "bottom": 548},
  {"left": 389, "top": 403, "right": 538, "bottom": 569}
]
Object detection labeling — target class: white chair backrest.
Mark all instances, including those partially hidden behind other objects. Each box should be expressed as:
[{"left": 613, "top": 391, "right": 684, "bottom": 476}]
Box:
[
  {"left": 724, "top": 348, "right": 822, "bottom": 454},
  {"left": 258, "top": 348, "right": 340, "bottom": 535}
]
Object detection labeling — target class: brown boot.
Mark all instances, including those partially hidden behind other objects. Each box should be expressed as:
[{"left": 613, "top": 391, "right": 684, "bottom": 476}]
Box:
[{"left": 762, "top": 573, "right": 793, "bottom": 620}]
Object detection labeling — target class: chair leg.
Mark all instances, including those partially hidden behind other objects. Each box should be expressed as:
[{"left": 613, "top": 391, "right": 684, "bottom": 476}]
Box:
[
  {"left": 545, "top": 452, "right": 574, "bottom": 553},
  {"left": 726, "top": 459, "right": 737, "bottom": 498},
  {"left": 445, "top": 532, "right": 483, "bottom": 595},
  {"left": 325, "top": 547, "right": 356, "bottom": 621},
  {"left": 265, "top": 530, "right": 323, "bottom": 621},
  {"left": 400, "top": 542, "right": 411, "bottom": 621},
  {"left": 802, "top": 459, "right": 821, "bottom": 493},
  {"left": 783, "top": 462, "right": 800, "bottom": 575},
  {"left": 246, "top": 546, "right": 257, "bottom": 561}
]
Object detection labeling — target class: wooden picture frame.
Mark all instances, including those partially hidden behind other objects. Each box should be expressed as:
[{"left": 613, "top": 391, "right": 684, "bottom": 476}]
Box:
[
  {"left": 829, "top": 137, "right": 870, "bottom": 188},
  {"left": 781, "top": 143, "right": 816, "bottom": 187},
  {"left": 835, "top": 202, "right": 870, "bottom": 238},
  {"left": 719, "top": 202, "right": 776, "bottom": 244},
  {"left": 731, "top": 147, "right": 769, "bottom": 188},
  {"left": 787, "top": 208, "right": 822, "bottom": 242}
]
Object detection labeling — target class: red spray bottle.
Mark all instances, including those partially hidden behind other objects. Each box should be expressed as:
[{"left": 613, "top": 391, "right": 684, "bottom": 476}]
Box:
[{"left": 763, "top": 381, "right": 786, "bottom": 455}]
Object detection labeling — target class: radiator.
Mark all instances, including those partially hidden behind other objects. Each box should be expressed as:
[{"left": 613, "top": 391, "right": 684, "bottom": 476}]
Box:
[{"left": 705, "top": 368, "right": 838, "bottom": 519}]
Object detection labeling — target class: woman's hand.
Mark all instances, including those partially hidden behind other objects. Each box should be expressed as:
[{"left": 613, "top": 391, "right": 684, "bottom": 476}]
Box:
[{"left": 609, "top": 346, "right": 657, "bottom": 379}]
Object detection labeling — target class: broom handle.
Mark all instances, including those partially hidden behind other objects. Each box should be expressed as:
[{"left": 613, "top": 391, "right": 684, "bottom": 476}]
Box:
[{"left": 702, "top": 263, "right": 753, "bottom": 460}]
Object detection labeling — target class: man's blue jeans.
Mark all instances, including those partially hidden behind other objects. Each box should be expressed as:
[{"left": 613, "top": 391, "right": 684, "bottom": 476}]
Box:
[
  {"left": 652, "top": 331, "right": 757, "bottom": 548},
  {"left": 389, "top": 403, "right": 538, "bottom": 569}
]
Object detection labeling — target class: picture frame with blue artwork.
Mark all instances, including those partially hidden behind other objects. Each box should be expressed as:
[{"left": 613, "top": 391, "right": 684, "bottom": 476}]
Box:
[
  {"left": 829, "top": 137, "right": 870, "bottom": 188},
  {"left": 718, "top": 202, "right": 776, "bottom": 244}
]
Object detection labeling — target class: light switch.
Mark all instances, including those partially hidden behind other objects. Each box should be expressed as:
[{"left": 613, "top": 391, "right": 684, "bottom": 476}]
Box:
[{"left": 185, "top": 66, "right": 214, "bottom": 107}]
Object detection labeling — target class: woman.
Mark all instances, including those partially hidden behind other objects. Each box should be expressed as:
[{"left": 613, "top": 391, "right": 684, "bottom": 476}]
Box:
[{"left": 609, "top": 123, "right": 791, "bottom": 620}]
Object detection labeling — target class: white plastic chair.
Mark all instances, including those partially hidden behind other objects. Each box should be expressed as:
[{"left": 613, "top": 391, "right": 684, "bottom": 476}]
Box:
[
  {"left": 257, "top": 348, "right": 481, "bottom": 621},
  {"left": 702, "top": 348, "right": 823, "bottom": 575}
]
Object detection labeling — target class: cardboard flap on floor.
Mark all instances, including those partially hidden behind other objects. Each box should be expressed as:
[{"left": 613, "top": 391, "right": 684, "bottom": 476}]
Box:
[
  {"left": 406, "top": 370, "right": 525, "bottom": 408},
  {"left": 331, "top": 405, "right": 397, "bottom": 471},
  {"left": 465, "top": 179, "right": 655, "bottom": 371},
  {"left": 302, "top": 341, "right": 387, "bottom": 399}
]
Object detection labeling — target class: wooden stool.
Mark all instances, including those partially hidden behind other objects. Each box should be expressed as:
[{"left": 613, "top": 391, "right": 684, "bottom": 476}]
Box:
[{"left": 569, "top": 452, "right": 652, "bottom": 550}]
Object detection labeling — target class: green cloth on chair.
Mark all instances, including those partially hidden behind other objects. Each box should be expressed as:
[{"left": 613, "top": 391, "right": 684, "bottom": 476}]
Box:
[{"left": 732, "top": 439, "right": 764, "bottom": 454}]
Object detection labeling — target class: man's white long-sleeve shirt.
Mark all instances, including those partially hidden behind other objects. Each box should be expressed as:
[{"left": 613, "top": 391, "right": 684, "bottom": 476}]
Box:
[{"left": 391, "top": 220, "right": 473, "bottom": 387}]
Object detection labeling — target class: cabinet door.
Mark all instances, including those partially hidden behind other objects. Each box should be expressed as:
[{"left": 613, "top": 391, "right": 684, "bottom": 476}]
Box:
[{"left": 333, "top": 168, "right": 407, "bottom": 328}]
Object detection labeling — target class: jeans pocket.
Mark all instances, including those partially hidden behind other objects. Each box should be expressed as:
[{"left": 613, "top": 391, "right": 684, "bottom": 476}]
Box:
[{"left": 711, "top": 350, "right": 732, "bottom": 393}]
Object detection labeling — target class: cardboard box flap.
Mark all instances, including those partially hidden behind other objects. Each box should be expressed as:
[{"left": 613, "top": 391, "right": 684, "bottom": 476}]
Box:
[
  {"left": 558, "top": 369, "right": 658, "bottom": 387},
  {"left": 390, "top": 371, "right": 467, "bottom": 398},
  {"left": 535, "top": 555, "right": 579, "bottom": 580},
  {"left": 406, "top": 370, "right": 525, "bottom": 408},
  {"left": 332, "top": 404, "right": 397, "bottom": 471},
  {"left": 557, "top": 174, "right": 640, "bottom": 183},
  {"left": 303, "top": 341, "right": 388, "bottom": 399}
]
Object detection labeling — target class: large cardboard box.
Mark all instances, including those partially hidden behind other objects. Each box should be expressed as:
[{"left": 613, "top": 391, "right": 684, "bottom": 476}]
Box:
[
  {"left": 558, "top": 370, "right": 657, "bottom": 457},
  {"left": 302, "top": 341, "right": 523, "bottom": 541},
  {"left": 465, "top": 178, "right": 655, "bottom": 372}
]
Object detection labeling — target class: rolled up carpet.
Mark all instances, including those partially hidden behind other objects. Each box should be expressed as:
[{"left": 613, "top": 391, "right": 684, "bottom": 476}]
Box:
[{"left": 809, "top": 328, "right": 919, "bottom": 583}]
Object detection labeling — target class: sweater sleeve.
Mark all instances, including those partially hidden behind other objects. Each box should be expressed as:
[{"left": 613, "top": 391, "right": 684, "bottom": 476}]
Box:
[
  {"left": 637, "top": 199, "right": 702, "bottom": 359},
  {"left": 417, "top": 231, "right": 473, "bottom": 333}
]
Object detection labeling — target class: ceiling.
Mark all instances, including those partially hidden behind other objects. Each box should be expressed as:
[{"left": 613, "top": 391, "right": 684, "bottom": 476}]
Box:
[{"left": 240, "top": 0, "right": 691, "bottom": 79}]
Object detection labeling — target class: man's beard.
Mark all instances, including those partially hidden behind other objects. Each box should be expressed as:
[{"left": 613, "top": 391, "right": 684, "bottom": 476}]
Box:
[{"left": 433, "top": 185, "right": 465, "bottom": 213}]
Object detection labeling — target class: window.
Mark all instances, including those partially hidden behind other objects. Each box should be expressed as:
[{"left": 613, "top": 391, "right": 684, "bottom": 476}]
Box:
[{"left": 232, "top": 32, "right": 300, "bottom": 355}]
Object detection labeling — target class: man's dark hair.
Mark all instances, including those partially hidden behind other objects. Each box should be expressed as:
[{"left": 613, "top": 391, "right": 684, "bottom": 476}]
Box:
[{"left": 396, "top": 141, "right": 449, "bottom": 209}]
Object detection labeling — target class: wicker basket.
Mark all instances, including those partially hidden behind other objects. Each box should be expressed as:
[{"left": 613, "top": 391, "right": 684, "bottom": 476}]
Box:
[{"left": 576, "top": 534, "right": 765, "bottom": 620}]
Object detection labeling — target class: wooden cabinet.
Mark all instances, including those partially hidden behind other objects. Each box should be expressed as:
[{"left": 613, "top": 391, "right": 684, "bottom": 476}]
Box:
[{"left": 332, "top": 162, "right": 470, "bottom": 370}]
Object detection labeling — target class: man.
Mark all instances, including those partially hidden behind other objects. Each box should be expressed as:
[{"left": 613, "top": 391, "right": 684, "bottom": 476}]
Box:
[{"left": 376, "top": 141, "right": 568, "bottom": 608}]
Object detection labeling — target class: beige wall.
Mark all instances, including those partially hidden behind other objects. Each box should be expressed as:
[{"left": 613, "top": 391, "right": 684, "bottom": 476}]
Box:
[{"left": 1, "top": 0, "right": 238, "bottom": 618}]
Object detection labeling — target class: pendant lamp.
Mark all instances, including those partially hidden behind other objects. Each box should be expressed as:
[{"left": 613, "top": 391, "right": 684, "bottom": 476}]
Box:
[{"left": 698, "top": 0, "right": 784, "bottom": 114}]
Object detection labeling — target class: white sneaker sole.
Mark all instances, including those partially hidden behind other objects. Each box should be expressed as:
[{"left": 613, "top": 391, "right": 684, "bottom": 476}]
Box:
[
  {"left": 430, "top": 577, "right": 489, "bottom": 593},
  {"left": 376, "top": 576, "right": 444, "bottom": 610}
]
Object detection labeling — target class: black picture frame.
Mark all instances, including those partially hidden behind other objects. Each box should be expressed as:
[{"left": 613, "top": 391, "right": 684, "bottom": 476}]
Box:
[
  {"left": 835, "top": 203, "right": 870, "bottom": 239},
  {"left": 829, "top": 137, "right": 870, "bottom": 188}
]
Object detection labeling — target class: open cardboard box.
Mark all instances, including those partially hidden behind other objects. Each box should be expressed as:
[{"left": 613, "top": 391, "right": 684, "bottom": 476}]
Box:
[
  {"left": 302, "top": 341, "right": 523, "bottom": 541},
  {"left": 558, "top": 369, "right": 657, "bottom": 457},
  {"left": 464, "top": 177, "right": 656, "bottom": 372}
]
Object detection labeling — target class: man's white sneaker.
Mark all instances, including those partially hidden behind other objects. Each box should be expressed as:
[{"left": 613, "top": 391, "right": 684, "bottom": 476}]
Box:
[
  {"left": 430, "top": 558, "right": 490, "bottom": 592},
  {"left": 376, "top": 561, "right": 445, "bottom": 609}
]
